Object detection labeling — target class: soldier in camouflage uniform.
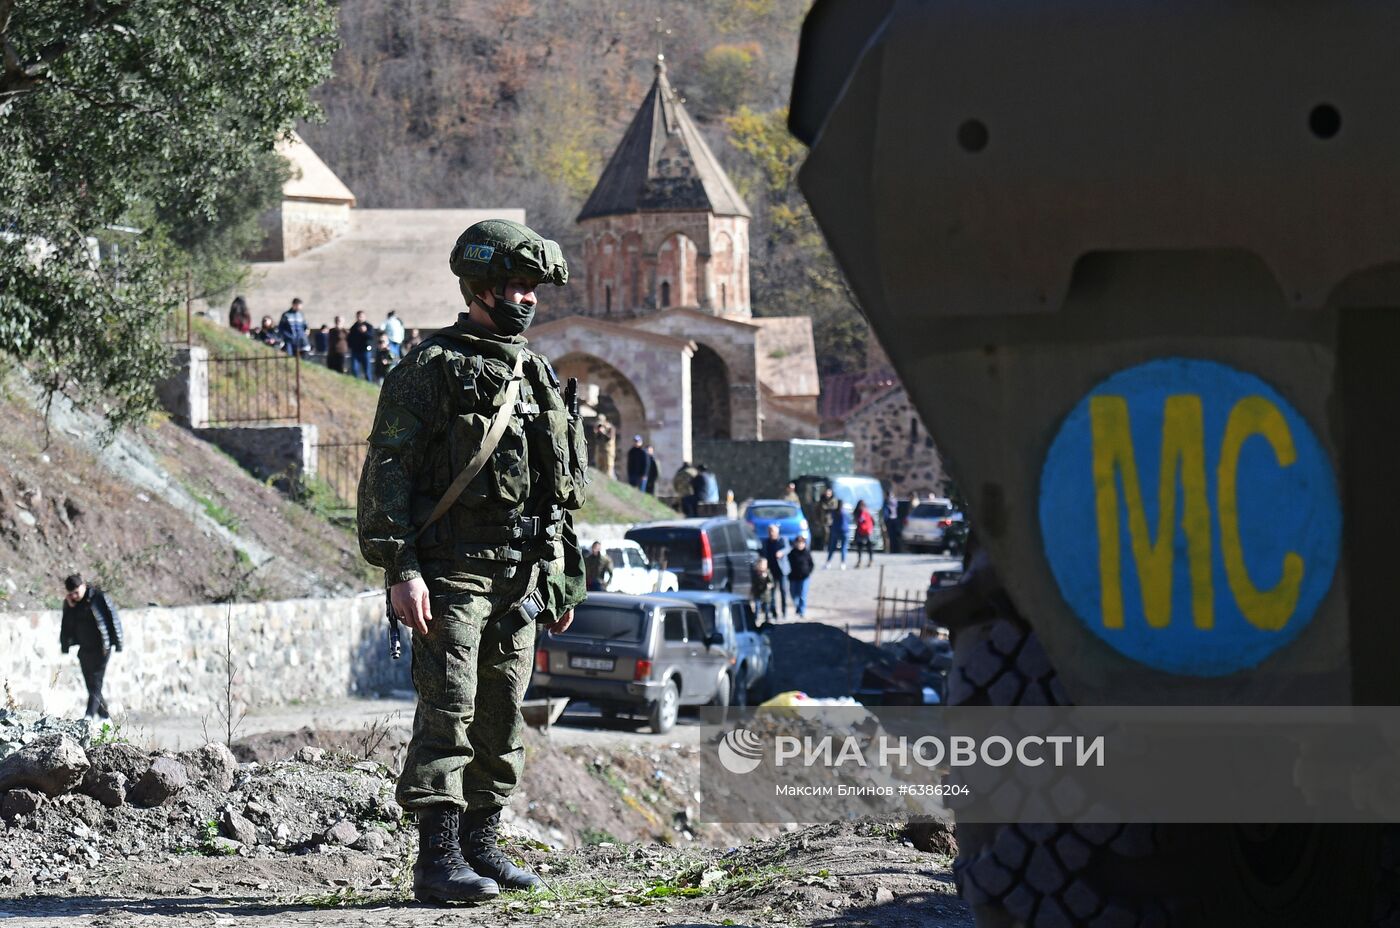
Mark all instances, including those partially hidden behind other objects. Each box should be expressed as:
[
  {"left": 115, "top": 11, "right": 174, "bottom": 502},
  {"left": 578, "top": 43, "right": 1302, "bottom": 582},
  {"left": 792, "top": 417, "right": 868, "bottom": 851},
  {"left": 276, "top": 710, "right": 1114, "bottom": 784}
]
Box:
[{"left": 358, "top": 219, "right": 588, "bottom": 904}]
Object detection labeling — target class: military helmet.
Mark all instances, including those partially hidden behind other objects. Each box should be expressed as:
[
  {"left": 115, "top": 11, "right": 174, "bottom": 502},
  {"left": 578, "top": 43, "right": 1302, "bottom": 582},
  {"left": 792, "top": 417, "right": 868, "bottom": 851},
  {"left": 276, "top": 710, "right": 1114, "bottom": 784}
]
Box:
[{"left": 449, "top": 219, "right": 569, "bottom": 290}]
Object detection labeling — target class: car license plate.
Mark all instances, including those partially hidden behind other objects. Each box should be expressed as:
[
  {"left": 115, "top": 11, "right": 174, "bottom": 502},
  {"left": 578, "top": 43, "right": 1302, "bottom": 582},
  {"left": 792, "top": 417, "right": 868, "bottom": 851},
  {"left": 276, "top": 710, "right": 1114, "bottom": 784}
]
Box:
[{"left": 569, "top": 655, "right": 615, "bottom": 672}]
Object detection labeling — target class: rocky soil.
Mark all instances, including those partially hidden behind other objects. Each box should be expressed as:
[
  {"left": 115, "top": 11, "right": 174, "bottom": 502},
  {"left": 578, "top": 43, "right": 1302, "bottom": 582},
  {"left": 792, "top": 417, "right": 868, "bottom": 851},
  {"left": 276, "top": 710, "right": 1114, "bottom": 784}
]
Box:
[{"left": 0, "top": 709, "right": 969, "bottom": 927}]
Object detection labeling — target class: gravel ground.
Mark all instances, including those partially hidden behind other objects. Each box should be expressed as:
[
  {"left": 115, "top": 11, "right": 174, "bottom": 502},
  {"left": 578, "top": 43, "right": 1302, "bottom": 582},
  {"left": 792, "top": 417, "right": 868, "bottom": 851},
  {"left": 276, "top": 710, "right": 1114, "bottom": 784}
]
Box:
[{"left": 3, "top": 820, "right": 970, "bottom": 928}]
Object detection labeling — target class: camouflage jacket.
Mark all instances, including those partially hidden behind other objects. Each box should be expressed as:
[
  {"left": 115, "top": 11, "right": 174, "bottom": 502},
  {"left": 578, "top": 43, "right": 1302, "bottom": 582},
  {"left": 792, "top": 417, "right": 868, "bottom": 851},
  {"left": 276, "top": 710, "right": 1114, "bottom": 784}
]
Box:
[{"left": 357, "top": 314, "right": 587, "bottom": 619}]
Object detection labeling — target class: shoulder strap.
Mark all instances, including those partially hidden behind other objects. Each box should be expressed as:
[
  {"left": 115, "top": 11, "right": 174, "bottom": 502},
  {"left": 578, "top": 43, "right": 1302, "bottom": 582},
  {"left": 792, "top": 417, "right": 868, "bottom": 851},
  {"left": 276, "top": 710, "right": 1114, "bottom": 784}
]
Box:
[{"left": 421, "top": 351, "right": 526, "bottom": 530}]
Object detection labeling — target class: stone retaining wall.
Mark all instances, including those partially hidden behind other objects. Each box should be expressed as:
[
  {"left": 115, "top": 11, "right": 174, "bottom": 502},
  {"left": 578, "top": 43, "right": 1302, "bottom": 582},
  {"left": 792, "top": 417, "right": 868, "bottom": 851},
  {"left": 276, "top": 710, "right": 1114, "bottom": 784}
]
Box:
[
  {"left": 196, "top": 424, "right": 320, "bottom": 483},
  {"left": 0, "top": 596, "right": 411, "bottom": 718}
]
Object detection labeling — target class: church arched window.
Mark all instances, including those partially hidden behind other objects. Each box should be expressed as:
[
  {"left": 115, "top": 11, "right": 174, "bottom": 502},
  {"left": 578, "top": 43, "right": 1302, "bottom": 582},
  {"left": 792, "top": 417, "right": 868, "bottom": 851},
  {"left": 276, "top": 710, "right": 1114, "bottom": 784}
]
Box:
[
  {"left": 660, "top": 281, "right": 672, "bottom": 307},
  {"left": 605, "top": 285, "right": 612, "bottom": 315}
]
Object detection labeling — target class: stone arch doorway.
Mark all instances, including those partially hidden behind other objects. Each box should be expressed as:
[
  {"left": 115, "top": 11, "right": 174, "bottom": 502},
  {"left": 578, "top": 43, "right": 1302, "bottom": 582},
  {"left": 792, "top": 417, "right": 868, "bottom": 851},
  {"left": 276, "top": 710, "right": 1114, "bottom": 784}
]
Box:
[
  {"left": 552, "top": 352, "right": 649, "bottom": 456},
  {"left": 691, "top": 343, "right": 731, "bottom": 440}
]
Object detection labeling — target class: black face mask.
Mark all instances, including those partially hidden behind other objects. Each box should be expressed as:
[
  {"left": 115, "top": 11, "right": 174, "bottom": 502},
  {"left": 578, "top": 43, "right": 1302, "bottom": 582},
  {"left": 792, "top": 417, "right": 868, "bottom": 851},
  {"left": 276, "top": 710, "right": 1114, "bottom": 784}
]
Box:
[{"left": 473, "top": 290, "right": 535, "bottom": 335}]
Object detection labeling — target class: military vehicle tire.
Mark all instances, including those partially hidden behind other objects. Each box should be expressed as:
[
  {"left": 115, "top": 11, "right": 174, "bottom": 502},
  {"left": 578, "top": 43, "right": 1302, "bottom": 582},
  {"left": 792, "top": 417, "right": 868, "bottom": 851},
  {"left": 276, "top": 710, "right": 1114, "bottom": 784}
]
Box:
[
  {"left": 948, "top": 614, "right": 1386, "bottom": 927},
  {"left": 650, "top": 680, "right": 679, "bottom": 734}
]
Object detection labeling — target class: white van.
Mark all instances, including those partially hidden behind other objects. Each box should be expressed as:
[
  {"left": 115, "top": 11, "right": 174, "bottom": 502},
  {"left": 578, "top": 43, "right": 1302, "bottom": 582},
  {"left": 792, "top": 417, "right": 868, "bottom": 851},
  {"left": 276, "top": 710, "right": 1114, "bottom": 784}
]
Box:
[{"left": 589, "top": 538, "right": 680, "bottom": 595}]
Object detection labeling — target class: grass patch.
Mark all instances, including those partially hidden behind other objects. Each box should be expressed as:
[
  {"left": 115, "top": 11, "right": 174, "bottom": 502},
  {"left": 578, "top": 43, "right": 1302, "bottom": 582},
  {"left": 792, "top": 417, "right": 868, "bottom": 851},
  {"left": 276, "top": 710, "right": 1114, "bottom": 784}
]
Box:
[
  {"left": 578, "top": 827, "right": 619, "bottom": 846},
  {"left": 576, "top": 468, "right": 678, "bottom": 525},
  {"left": 496, "top": 858, "right": 811, "bottom": 913},
  {"left": 194, "top": 492, "right": 242, "bottom": 532}
]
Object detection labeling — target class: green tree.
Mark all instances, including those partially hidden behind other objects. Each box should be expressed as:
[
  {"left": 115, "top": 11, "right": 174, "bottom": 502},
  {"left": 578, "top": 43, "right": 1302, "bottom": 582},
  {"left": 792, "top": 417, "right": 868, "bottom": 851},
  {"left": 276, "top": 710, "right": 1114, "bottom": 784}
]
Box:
[
  {"left": 0, "top": 0, "right": 337, "bottom": 430},
  {"left": 725, "top": 105, "right": 869, "bottom": 375}
]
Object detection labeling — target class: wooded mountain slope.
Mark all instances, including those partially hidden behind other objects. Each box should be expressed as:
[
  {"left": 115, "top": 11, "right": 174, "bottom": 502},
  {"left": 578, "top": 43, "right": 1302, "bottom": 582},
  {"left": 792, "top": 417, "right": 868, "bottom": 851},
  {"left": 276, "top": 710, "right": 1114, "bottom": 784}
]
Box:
[{"left": 300, "top": 0, "right": 870, "bottom": 374}]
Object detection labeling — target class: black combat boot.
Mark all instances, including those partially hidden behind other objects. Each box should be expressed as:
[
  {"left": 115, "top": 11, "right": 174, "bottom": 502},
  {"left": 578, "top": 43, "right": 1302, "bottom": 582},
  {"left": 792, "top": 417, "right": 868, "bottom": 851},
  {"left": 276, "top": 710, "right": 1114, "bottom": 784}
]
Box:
[
  {"left": 461, "top": 807, "right": 545, "bottom": 892},
  {"left": 413, "top": 806, "right": 501, "bottom": 903}
]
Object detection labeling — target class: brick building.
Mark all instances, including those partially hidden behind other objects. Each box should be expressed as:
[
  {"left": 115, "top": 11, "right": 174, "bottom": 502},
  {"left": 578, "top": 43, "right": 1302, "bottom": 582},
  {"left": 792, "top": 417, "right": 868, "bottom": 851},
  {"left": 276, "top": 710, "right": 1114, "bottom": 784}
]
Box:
[{"left": 528, "top": 58, "right": 820, "bottom": 472}]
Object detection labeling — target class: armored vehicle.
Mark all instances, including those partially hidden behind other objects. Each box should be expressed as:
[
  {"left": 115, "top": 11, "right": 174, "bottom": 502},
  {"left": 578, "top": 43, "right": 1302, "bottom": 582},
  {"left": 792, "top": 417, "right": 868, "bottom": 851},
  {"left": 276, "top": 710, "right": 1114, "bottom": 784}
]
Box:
[{"left": 791, "top": 2, "right": 1400, "bottom": 925}]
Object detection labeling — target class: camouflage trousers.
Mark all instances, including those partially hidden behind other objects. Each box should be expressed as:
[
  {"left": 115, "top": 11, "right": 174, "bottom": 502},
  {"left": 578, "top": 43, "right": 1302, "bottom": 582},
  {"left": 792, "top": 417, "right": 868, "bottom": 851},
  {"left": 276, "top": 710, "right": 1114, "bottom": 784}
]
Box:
[{"left": 398, "top": 566, "right": 539, "bottom": 812}]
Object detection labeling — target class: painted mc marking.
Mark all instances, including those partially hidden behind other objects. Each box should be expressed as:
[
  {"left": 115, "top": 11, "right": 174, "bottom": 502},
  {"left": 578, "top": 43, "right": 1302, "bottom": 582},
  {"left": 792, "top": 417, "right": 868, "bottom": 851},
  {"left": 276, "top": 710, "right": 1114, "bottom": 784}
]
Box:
[{"left": 1091, "top": 393, "right": 1302, "bottom": 634}]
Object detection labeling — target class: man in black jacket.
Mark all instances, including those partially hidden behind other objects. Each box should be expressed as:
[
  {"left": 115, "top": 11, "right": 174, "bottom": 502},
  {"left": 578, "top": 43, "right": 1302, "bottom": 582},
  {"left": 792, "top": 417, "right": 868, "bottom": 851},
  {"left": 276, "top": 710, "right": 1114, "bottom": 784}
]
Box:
[
  {"left": 59, "top": 574, "right": 123, "bottom": 720},
  {"left": 626, "top": 435, "right": 648, "bottom": 489}
]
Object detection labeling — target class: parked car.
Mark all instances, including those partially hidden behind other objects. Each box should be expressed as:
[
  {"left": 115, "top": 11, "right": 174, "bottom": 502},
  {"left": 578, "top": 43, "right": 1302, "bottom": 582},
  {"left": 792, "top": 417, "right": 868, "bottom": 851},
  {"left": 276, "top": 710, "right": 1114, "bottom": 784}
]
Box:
[
  {"left": 659, "top": 590, "right": 772, "bottom": 706},
  {"left": 742, "top": 499, "right": 811, "bottom": 545},
  {"left": 625, "top": 518, "right": 758, "bottom": 594},
  {"left": 902, "top": 497, "right": 966, "bottom": 553},
  {"left": 532, "top": 593, "right": 735, "bottom": 733},
  {"left": 795, "top": 474, "right": 887, "bottom": 548},
  {"left": 582, "top": 538, "right": 680, "bottom": 595}
]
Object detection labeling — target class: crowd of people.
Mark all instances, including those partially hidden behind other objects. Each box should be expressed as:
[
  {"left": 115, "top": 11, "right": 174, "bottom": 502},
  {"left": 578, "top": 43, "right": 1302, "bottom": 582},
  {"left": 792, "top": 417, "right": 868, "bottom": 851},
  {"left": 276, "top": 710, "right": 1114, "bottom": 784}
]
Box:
[{"left": 227, "top": 296, "right": 423, "bottom": 385}]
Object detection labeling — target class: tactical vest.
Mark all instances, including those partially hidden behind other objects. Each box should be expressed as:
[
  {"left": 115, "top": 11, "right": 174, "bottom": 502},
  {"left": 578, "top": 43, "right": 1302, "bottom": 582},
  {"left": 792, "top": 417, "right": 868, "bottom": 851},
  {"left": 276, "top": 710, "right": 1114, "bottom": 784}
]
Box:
[{"left": 412, "top": 334, "right": 589, "bottom": 576}]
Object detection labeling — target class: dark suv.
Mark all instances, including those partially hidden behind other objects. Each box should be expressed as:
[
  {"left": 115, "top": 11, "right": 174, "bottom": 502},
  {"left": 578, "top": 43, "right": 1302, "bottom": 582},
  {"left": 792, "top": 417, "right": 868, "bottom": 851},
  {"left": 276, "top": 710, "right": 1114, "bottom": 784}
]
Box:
[
  {"left": 532, "top": 593, "right": 735, "bottom": 733},
  {"left": 625, "top": 518, "right": 758, "bottom": 595}
]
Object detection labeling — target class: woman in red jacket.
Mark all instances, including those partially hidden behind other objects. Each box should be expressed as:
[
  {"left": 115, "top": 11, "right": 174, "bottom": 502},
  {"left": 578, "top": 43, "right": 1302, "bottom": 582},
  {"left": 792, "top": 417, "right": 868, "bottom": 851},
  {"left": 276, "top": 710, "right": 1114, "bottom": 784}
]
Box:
[{"left": 852, "top": 500, "right": 877, "bottom": 568}]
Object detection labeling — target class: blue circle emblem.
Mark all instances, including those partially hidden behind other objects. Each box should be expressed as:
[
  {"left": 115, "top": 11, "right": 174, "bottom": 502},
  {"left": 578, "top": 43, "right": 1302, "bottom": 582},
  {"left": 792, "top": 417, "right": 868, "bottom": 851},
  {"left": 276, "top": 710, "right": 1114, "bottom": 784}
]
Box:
[{"left": 1039, "top": 358, "right": 1340, "bottom": 677}]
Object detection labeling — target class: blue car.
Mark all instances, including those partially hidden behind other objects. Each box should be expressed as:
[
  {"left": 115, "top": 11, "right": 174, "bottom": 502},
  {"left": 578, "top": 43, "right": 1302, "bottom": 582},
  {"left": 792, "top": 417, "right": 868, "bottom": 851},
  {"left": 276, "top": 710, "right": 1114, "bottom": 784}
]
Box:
[
  {"left": 743, "top": 498, "right": 811, "bottom": 545},
  {"left": 652, "top": 591, "right": 773, "bottom": 706}
]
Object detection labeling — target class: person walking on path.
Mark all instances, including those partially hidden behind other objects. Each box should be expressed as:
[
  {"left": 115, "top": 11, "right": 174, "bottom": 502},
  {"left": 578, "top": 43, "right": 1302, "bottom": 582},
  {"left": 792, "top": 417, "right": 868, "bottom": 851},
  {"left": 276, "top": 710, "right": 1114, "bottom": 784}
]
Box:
[
  {"left": 59, "top": 574, "right": 123, "bottom": 721},
  {"left": 824, "top": 494, "right": 849, "bottom": 569},
  {"left": 817, "top": 488, "right": 839, "bottom": 556},
  {"left": 750, "top": 559, "right": 775, "bottom": 622},
  {"left": 584, "top": 541, "right": 613, "bottom": 592},
  {"left": 278, "top": 298, "right": 310, "bottom": 357},
  {"left": 327, "top": 316, "right": 350, "bottom": 373},
  {"left": 781, "top": 481, "right": 800, "bottom": 504},
  {"left": 787, "top": 535, "right": 815, "bottom": 617},
  {"left": 852, "top": 500, "right": 877, "bottom": 568},
  {"left": 760, "top": 523, "right": 790, "bottom": 617},
  {"left": 382, "top": 310, "right": 406, "bottom": 359},
  {"left": 347, "top": 310, "right": 375, "bottom": 381},
  {"left": 883, "top": 494, "right": 902, "bottom": 553},
  {"left": 626, "top": 435, "right": 648, "bottom": 489},
  {"left": 358, "top": 218, "right": 583, "bottom": 905}
]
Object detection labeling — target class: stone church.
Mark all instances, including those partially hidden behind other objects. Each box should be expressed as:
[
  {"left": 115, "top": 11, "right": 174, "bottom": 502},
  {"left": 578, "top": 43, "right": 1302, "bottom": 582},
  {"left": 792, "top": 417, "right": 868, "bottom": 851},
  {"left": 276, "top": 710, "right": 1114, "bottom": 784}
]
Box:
[{"left": 528, "top": 59, "right": 821, "bottom": 471}]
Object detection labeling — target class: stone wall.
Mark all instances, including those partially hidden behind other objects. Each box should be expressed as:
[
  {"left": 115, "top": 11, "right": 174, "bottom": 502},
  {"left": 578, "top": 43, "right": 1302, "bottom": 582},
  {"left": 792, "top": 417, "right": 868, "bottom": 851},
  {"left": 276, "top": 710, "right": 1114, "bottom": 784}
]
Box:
[
  {"left": 156, "top": 347, "right": 210, "bottom": 429},
  {"left": 0, "top": 596, "right": 412, "bottom": 717},
  {"left": 195, "top": 425, "right": 319, "bottom": 483},
  {"left": 695, "top": 439, "right": 855, "bottom": 504},
  {"left": 839, "top": 387, "right": 947, "bottom": 497},
  {"left": 629, "top": 309, "right": 761, "bottom": 440},
  {"left": 576, "top": 212, "right": 750, "bottom": 316},
  {"left": 529, "top": 317, "right": 694, "bottom": 467},
  {"left": 247, "top": 200, "right": 352, "bottom": 262}
]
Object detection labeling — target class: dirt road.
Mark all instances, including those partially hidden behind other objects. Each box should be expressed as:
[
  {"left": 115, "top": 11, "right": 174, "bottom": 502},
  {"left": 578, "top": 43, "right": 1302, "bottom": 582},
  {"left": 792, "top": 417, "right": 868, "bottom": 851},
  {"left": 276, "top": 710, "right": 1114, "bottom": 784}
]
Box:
[
  {"left": 121, "top": 552, "right": 951, "bottom": 754},
  {"left": 2, "top": 820, "right": 970, "bottom": 928}
]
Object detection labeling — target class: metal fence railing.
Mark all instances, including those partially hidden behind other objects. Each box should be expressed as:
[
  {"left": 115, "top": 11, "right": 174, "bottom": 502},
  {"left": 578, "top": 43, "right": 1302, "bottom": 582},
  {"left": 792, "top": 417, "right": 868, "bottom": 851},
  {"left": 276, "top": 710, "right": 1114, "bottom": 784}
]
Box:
[
  {"left": 873, "top": 565, "right": 929, "bottom": 645},
  {"left": 164, "top": 298, "right": 193, "bottom": 346},
  {"left": 207, "top": 352, "right": 302, "bottom": 426},
  {"left": 313, "top": 441, "right": 366, "bottom": 509}
]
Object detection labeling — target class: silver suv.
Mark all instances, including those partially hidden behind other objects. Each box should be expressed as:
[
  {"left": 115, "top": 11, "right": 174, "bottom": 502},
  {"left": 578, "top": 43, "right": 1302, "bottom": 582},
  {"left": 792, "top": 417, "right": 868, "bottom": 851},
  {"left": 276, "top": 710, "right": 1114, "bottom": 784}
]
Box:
[{"left": 532, "top": 593, "right": 736, "bottom": 733}]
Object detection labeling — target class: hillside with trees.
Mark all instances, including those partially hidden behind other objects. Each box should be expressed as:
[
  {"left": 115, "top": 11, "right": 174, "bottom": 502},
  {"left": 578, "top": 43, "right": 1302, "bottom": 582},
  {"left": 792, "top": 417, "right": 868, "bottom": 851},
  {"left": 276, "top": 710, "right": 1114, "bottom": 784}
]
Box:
[{"left": 300, "top": 0, "right": 870, "bottom": 375}]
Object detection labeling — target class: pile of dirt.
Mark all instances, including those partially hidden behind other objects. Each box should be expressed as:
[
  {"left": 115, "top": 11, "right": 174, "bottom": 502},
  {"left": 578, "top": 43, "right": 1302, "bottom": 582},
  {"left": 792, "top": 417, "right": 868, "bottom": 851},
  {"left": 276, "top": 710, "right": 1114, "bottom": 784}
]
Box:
[
  {"left": 0, "top": 711, "right": 968, "bottom": 926},
  {"left": 763, "top": 622, "right": 898, "bottom": 698},
  {"left": 230, "top": 723, "right": 776, "bottom": 850},
  {"left": 0, "top": 710, "right": 410, "bottom": 895}
]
